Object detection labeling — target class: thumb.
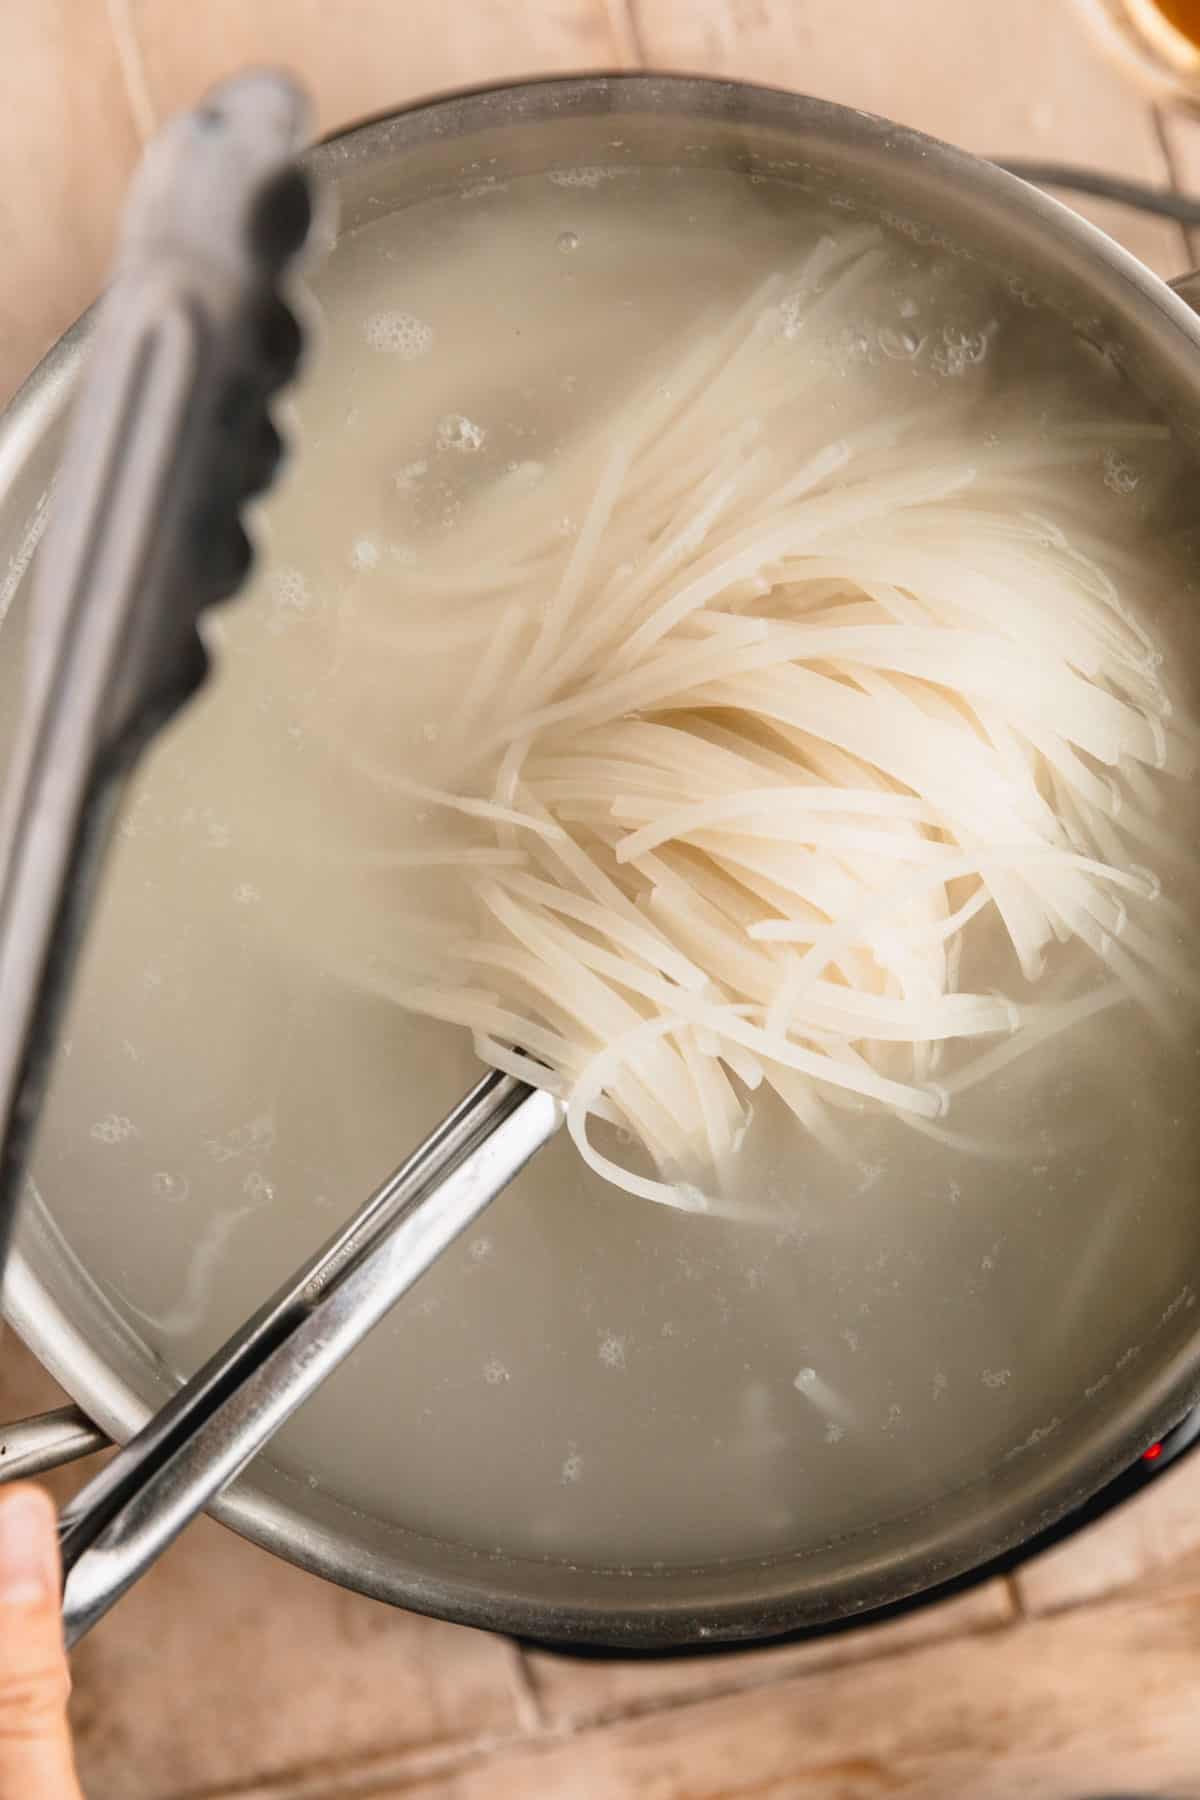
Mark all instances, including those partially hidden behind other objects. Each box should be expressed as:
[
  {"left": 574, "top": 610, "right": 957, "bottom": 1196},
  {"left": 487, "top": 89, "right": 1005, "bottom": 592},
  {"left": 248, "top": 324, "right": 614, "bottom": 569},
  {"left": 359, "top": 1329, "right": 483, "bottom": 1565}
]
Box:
[{"left": 0, "top": 1487, "right": 81, "bottom": 1800}]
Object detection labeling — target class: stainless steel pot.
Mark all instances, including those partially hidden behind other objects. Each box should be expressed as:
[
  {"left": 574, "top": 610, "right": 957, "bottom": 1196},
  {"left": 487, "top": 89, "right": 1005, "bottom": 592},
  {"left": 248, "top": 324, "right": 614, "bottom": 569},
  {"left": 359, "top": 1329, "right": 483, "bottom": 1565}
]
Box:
[{"left": 5, "top": 74, "right": 1200, "bottom": 1650}]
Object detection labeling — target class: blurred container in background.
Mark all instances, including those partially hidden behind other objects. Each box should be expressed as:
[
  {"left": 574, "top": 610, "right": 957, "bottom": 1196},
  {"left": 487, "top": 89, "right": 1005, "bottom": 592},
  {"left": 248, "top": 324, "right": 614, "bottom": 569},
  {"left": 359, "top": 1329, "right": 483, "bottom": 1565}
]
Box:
[{"left": 1076, "top": 0, "right": 1200, "bottom": 103}]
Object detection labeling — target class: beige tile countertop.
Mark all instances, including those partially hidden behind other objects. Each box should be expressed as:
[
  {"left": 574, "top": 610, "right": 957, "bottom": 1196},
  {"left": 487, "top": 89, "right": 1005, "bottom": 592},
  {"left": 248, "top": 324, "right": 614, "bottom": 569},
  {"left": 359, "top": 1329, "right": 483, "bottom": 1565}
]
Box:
[{"left": 6, "top": 2, "right": 1200, "bottom": 1796}]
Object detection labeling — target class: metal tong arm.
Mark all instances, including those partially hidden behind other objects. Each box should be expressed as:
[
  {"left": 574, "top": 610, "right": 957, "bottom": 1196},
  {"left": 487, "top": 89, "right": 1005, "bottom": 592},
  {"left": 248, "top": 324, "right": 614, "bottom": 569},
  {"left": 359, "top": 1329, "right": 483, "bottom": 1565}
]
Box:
[
  {"left": 55, "top": 1071, "right": 561, "bottom": 1646},
  {"left": 0, "top": 71, "right": 314, "bottom": 1275}
]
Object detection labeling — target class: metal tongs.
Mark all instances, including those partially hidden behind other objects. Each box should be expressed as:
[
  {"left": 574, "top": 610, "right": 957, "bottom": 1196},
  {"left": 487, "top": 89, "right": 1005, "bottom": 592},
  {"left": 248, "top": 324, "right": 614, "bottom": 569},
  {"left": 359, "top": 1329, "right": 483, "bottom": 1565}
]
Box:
[{"left": 0, "top": 73, "right": 560, "bottom": 1644}]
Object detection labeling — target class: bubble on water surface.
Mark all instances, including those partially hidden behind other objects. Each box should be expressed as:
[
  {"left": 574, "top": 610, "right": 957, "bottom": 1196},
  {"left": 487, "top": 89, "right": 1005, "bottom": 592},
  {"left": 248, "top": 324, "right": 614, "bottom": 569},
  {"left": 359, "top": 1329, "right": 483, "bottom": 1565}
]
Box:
[
  {"left": 91, "top": 1115, "right": 136, "bottom": 1145},
  {"left": 436, "top": 413, "right": 486, "bottom": 453},
  {"left": 364, "top": 310, "right": 433, "bottom": 358},
  {"left": 151, "top": 1171, "right": 189, "bottom": 1204}
]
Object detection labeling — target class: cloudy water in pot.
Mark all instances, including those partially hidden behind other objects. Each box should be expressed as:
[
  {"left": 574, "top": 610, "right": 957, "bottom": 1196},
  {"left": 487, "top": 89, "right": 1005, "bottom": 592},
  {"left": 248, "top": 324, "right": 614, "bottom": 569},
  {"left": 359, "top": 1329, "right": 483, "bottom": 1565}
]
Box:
[{"left": 29, "top": 166, "right": 1200, "bottom": 1564}]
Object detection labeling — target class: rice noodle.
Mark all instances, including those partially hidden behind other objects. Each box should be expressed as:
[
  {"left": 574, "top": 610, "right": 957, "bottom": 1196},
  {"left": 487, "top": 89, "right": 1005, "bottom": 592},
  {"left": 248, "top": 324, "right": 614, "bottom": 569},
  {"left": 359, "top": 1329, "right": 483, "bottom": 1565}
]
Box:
[{"left": 316, "top": 228, "right": 1198, "bottom": 1211}]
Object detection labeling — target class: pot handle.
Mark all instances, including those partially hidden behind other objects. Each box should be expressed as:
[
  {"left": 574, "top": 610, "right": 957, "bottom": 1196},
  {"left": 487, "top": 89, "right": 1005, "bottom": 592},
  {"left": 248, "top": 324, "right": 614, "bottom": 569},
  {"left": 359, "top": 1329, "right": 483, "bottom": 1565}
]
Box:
[{"left": 0, "top": 1406, "right": 109, "bottom": 1482}]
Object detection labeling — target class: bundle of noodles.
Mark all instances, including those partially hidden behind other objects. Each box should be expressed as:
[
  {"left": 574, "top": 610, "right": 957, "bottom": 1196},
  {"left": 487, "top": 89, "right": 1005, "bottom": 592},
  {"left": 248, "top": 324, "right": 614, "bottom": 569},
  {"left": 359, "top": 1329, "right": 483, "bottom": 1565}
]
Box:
[{"left": 314, "top": 223, "right": 1200, "bottom": 1209}]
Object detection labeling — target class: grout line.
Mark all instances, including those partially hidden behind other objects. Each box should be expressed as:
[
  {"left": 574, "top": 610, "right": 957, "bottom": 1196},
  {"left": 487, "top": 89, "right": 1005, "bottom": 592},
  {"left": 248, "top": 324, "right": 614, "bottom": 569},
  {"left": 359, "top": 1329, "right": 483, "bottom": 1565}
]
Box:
[
  {"left": 505, "top": 1640, "right": 548, "bottom": 1734},
  {"left": 607, "top": 0, "right": 648, "bottom": 68},
  {"left": 104, "top": 0, "right": 158, "bottom": 141},
  {"left": 170, "top": 1724, "right": 567, "bottom": 1800},
  {"left": 518, "top": 1603, "right": 1023, "bottom": 1738},
  {"left": 988, "top": 1551, "right": 1200, "bottom": 1625},
  {"left": 1150, "top": 100, "right": 1198, "bottom": 270},
  {"left": 166, "top": 1606, "right": 1023, "bottom": 1800},
  {"left": 173, "top": 1600, "right": 1032, "bottom": 1800}
]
